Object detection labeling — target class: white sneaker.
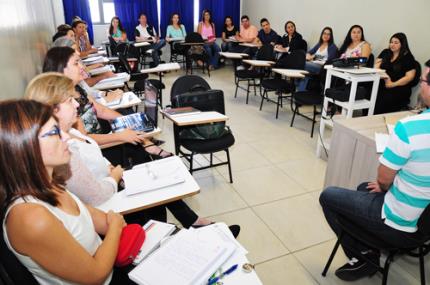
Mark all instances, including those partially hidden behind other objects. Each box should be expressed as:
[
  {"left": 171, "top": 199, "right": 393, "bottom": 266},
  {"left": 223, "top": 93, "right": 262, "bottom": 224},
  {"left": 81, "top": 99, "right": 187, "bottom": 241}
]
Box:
[{"left": 236, "top": 65, "right": 245, "bottom": 71}]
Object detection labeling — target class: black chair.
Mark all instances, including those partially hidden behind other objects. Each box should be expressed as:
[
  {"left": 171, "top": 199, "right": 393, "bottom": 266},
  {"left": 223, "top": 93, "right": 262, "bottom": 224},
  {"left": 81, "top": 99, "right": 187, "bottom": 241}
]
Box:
[
  {"left": 184, "top": 33, "right": 210, "bottom": 77},
  {"left": 290, "top": 73, "right": 324, "bottom": 137},
  {"left": 260, "top": 49, "right": 306, "bottom": 118},
  {"left": 171, "top": 75, "right": 234, "bottom": 183},
  {"left": 234, "top": 45, "right": 274, "bottom": 104},
  {"left": 322, "top": 204, "right": 430, "bottom": 285},
  {"left": 169, "top": 40, "right": 187, "bottom": 66},
  {"left": 0, "top": 226, "right": 39, "bottom": 285}
]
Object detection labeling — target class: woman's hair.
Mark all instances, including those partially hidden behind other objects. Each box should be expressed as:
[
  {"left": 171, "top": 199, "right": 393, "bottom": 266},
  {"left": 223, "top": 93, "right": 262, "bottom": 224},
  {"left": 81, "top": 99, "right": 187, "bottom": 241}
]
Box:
[
  {"left": 42, "top": 47, "right": 75, "bottom": 73},
  {"left": 109, "top": 16, "right": 125, "bottom": 36},
  {"left": 170, "top": 13, "right": 182, "bottom": 26},
  {"left": 224, "top": 16, "right": 233, "bottom": 29},
  {"left": 389, "top": 32, "right": 412, "bottom": 58},
  {"left": 201, "top": 9, "right": 213, "bottom": 26},
  {"left": 319, "top": 27, "right": 334, "bottom": 45},
  {"left": 339, "top": 25, "right": 365, "bottom": 54},
  {"left": 25, "top": 73, "right": 75, "bottom": 107},
  {"left": 284, "top": 21, "right": 296, "bottom": 35},
  {"left": 0, "top": 100, "right": 63, "bottom": 210},
  {"left": 52, "top": 36, "right": 75, "bottom": 48}
]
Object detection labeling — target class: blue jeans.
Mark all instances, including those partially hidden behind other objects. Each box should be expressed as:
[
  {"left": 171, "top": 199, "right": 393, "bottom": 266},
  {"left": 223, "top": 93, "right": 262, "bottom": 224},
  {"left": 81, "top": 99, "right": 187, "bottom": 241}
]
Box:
[
  {"left": 221, "top": 41, "right": 235, "bottom": 52},
  {"left": 296, "top": 61, "right": 323, "bottom": 91},
  {"left": 203, "top": 42, "right": 221, "bottom": 68},
  {"left": 149, "top": 39, "right": 166, "bottom": 66},
  {"left": 319, "top": 184, "right": 423, "bottom": 259}
]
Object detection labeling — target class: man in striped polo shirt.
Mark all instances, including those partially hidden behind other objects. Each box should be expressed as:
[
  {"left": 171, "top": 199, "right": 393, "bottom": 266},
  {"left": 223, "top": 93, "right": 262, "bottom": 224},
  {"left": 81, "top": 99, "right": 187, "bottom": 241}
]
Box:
[{"left": 319, "top": 59, "right": 430, "bottom": 281}]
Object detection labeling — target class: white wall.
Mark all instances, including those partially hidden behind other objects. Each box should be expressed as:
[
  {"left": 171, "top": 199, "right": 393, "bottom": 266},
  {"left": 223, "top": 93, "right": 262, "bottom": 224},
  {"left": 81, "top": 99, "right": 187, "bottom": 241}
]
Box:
[{"left": 242, "top": 0, "right": 430, "bottom": 105}]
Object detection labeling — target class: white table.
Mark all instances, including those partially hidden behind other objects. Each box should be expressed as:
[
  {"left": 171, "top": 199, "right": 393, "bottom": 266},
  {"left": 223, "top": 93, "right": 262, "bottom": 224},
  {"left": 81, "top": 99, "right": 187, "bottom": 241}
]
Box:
[
  {"left": 101, "top": 92, "right": 142, "bottom": 110},
  {"left": 219, "top": 52, "right": 249, "bottom": 59},
  {"left": 96, "top": 156, "right": 200, "bottom": 214},
  {"left": 242, "top": 59, "right": 275, "bottom": 67},
  {"left": 316, "top": 65, "right": 381, "bottom": 157},
  {"left": 163, "top": 111, "right": 229, "bottom": 126},
  {"left": 272, "top": 68, "right": 309, "bottom": 79}
]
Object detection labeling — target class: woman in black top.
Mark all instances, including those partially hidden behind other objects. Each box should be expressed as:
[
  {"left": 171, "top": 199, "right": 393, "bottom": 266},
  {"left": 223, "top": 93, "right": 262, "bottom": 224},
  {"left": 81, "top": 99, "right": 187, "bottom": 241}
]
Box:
[
  {"left": 374, "top": 33, "right": 416, "bottom": 114},
  {"left": 221, "top": 16, "right": 239, "bottom": 52},
  {"left": 275, "top": 21, "right": 307, "bottom": 54}
]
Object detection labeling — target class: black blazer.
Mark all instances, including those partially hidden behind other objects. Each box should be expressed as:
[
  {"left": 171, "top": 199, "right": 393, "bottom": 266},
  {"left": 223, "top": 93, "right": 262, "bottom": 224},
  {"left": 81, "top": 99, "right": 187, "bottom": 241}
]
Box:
[{"left": 281, "top": 32, "right": 307, "bottom": 51}]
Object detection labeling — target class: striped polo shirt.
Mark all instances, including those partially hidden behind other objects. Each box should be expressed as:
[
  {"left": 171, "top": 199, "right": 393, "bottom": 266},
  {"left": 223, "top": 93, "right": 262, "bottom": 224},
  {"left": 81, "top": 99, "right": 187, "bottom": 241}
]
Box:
[{"left": 379, "top": 109, "right": 430, "bottom": 233}]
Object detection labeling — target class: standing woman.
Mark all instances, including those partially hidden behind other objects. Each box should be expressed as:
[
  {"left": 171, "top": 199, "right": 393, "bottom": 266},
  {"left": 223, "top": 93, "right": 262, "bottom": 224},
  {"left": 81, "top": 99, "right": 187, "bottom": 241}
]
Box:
[
  {"left": 108, "top": 16, "right": 127, "bottom": 42},
  {"left": 221, "top": 16, "right": 238, "bottom": 52},
  {"left": 374, "top": 33, "right": 416, "bottom": 114},
  {"left": 297, "top": 27, "right": 337, "bottom": 91},
  {"left": 0, "top": 100, "right": 133, "bottom": 284},
  {"left": 197, "top": 9, "right": 221, "bottom": 69},
  {"left": 339, "top": 25, "right": 371, "bottom": 59}
]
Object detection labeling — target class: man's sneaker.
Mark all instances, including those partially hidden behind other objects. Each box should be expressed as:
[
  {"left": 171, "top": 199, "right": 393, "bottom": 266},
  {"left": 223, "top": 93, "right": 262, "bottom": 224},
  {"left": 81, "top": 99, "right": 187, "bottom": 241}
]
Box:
[
  {"left": 335, "top": 255, "right": 379, "bottom": 281},
  {"left": 236, "top": 65, "right": 245, "bottom": 71}
]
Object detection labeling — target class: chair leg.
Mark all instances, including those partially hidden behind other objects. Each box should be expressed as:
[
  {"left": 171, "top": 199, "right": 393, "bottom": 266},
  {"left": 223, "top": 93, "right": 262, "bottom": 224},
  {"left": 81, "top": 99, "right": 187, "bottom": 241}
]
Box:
[
  {"left": 322, "top": 236, "right": 342, "bottom": 276},
  {"left": 311, "top": 105, "right": 317, "bottom": 138},
  {"left": 253, "top": 79, "right": 257, "bottom": 96},
  {"left": 276, "top": 95, "right": 281, "bottom": 119},
  {"left": 210, "top": 153, "right": 213, "bottom": 166},
  {"left": 382, "top": 251, "right": 396, "bottom": 285},
  {"left": 234, "top": 80, "right": 239, "bottom": 98},
  {"left": 259, "top": 89, "right": 266, "bottom": 111},
  {"left": 290, "top": 104, "right": 298, "bottom": 127},
  {"left": 189, "top": 152, "right": 194, "bottom": 174},
  {"left": 246, "top": 80, "right": 250, "bottom": 104},
  {"left": 226, "top": 149, "right": 233, "bottom": 183},
  {"left": 419, "top": 246, "right": 426, "bottom": 285}
]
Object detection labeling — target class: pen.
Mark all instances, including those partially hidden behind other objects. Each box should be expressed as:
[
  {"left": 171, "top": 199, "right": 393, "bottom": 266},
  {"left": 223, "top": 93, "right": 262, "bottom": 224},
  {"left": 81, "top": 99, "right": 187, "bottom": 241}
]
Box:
[{"left": 207, "top": 264, "right": 238, "bottom": 285}]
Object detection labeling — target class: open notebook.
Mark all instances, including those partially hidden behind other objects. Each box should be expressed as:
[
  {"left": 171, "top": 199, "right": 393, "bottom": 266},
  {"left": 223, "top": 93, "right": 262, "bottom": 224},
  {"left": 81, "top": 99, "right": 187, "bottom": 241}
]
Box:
[{"left": 129, "top": 228, "right": 236, "bottom": 285}]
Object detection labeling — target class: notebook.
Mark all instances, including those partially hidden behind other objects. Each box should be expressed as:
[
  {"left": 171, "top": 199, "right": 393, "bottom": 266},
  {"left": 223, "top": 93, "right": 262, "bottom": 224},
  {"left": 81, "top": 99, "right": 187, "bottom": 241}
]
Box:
[
  {"left": 128, "top": 229, "right": 236, "bottom": 285},
  {"left": 162, "top": 107, "right": 201, "bottom": 117},
  {"left": 123, "top": 159, "right": 185, "bottom": 196}
]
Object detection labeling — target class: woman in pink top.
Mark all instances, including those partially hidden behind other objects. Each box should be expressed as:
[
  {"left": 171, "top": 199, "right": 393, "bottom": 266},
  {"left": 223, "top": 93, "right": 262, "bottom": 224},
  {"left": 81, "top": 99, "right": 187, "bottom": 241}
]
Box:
[{"left": 197, "top": 9, "right": 221, "bottom": 69}]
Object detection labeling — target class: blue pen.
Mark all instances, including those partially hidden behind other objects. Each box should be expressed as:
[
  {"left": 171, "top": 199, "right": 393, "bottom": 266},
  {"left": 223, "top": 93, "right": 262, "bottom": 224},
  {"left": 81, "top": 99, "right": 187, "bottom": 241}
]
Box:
[{"left": 207, "top": 264, "right": 238, "bottom": 285}]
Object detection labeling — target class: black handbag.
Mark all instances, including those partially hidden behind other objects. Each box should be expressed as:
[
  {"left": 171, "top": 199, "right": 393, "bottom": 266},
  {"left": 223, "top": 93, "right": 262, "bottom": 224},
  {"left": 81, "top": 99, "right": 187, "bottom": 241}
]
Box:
[{"left": 325, "top": 84, "right": 367, "bottom": 102}]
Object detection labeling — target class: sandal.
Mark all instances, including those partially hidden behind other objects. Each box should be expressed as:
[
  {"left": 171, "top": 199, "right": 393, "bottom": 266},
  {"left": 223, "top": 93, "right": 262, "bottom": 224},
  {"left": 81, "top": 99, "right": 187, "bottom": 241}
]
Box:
[{"left": 143, "top": 144, "right": 173, "bottom": 159}]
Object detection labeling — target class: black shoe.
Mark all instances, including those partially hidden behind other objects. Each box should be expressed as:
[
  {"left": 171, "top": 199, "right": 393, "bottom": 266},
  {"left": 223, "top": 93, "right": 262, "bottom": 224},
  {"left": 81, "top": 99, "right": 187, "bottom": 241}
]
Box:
[
  {"left": 191, "top": 223, "right": 241, "bottom": 239},
  {"left": 335, "top": 255, "right": 379, "bottom": 281}
]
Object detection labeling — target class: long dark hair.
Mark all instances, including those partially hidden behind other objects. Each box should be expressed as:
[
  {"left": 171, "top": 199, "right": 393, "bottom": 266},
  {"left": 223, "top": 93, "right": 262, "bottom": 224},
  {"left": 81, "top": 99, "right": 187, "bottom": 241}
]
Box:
[
  {"left": 109, "top": 16, "right": 125, "bottom": 36},
  {"left": 224, "top": 16, "right": 234, "bottom": 29},
  {"left": 388, "top": 32, "right": 412, "bottom": 59},
  {"left": 319, "top": 27, "right": 334, "bottom": 45},
  {"left": 43, "top": 47, "right": 75, "bottom": 73},
  {"left": 339, "top": 25, "right": 365, "bottom": 54},
  {"left": 201, "top": 9, "right": 213, "bottom": 26},
  {"left": 169, "top": 13, "right": 182, "bottom": 26},
  {"left": 284, "top": 21, "right": 296, "bottom": 35},
  {"left": 0, "top": 100, "right": 63, "bottom": 210}
]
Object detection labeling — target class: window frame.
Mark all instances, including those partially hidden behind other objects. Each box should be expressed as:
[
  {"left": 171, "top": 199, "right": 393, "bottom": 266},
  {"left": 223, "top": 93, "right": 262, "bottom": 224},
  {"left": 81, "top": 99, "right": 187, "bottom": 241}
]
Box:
[{"left": 90, "top": 0, "right": 114, "bottom": 25}]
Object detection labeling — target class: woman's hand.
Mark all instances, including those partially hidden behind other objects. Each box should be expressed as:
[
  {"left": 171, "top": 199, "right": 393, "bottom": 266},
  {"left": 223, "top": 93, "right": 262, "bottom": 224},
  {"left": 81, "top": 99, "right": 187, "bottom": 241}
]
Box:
[
  {"left": 118, "top": 129, "right": 144, "bottom": 145},
  {"left": 384, "top": 78, "right": 396, "bottom": 88},
  {"left": 367, "top": 181, "right": 384, "bottom": 193},
  {"left": 106, "top": 210, "right": 126, "bottom": 231},
  {"left": 306, "top": 53, "right": 314, "bottom": 61},
  {"left": 105, "top": 89, "right": 123, "bottom": 102},
  {"left": 110, "top": 165, "right": 124, "bottom": 183}
]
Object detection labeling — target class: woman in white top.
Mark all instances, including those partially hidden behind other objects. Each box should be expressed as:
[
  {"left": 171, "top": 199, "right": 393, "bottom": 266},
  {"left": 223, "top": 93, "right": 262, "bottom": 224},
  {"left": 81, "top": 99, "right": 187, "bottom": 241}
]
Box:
[
  {"left": 0, "top": 100, "right": 129, "bottom": 284},
  {"left": 339, "top": 25, "right": 371, "bottom": 59}
]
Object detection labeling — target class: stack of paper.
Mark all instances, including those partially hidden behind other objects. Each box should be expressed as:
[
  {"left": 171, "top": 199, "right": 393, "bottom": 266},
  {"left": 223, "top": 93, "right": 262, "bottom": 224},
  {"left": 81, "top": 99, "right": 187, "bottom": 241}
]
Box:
[{"left": 89, "top": 65, "right": 114, "bottom": 76}]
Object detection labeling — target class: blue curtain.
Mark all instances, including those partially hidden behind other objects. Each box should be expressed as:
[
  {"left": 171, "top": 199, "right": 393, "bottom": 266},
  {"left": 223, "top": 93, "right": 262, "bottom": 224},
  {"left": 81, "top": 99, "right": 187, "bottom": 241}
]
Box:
[
  {"left": 198, "top": 0, "right": 240, "bottom": 37},
  {"left": 160, "top": 0, "right": 194, "bottom": 38},
  {"left": 113, "top": 0, "right": 159, "bottom": 41},
  {"left": 62, "top": 0, "right": 94, "bottom": 43}
]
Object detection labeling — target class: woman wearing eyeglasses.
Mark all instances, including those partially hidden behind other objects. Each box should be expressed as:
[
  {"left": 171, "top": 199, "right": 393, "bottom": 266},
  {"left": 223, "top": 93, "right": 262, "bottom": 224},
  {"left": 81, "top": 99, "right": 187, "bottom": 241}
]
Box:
[
  {"left": 0, "top": 100, "right": 133, "bottom": 284},
  {"left": 374, "top": 33, "right": 417, "bottom": 114}
]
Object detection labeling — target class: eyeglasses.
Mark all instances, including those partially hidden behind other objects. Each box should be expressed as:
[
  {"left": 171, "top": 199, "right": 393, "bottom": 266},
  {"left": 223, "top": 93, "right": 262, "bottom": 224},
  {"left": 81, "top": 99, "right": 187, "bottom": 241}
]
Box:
[{"left": 40, "top": 125, "right": 62, "bottom": 139}]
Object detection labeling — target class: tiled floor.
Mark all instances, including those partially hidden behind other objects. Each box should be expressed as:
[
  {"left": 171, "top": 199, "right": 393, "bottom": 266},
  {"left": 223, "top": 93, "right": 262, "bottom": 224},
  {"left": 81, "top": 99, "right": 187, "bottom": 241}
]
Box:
[{"left": 155, "top": 66, "right": 424, "bottom": 284}]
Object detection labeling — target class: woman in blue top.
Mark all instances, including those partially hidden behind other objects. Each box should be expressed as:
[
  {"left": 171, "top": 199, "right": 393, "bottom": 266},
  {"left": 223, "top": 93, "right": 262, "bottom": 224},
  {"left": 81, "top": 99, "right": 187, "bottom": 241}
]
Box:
[
  {"left": 108, "top": 16, "right": 127, "bottom": 42},
  {"left": 166, "top": 13, "right": 187, "bottom": 55},
  {"left": 297, "top": 27, "right": 337, "bottom": 91}
]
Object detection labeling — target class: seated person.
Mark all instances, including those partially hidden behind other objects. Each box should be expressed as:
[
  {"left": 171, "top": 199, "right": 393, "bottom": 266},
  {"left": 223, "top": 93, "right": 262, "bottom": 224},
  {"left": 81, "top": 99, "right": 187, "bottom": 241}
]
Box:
[
  {"left": 275, "top": 20, "right": 307, "bottom": 55},
  {"left": 197, "top": 9, "right": 221, "bottom": 69},
  {"left": 0, "top": 99, "right": 131, "bottom": 284},
  {"left": 165, "top": 13, "right": 187, "bottom": 56},
  {"left": 256, "top": 18, "right": 281, "bottom": 46},
  {"left": 42, "top": 47, "right": 171, "bottom": 167},
  {"left": 135, "top": 13, "right": 166, "bottom": 66},
  {"left": 297, "top": 27, "right": 337, "bottom": 91},
  {"left": 339, "top": 25, "right": 371, "bottom": 59},
  {"left": 72, "top": 19, "right": 97, "bottom": 58},
  {"left": 108, "top": 16, "right": 127, "bottom": 42},
  {"left": 319, "top": 59, "right": 430, "bottom": 282},
  {"left": 52, "top": 24, "right": 75, "bottom": 42},
  {"left": 374, "top": 33, "right": 416, "bottom": 114},
  {"left": 221, "top": 16, "right": 239, "bottom": 52},
  {"left": 232, "top": 15, "right": 258, "bottom": 57},
  {"left": 25, "top": 73, "right": 241, "bottom": 235}
]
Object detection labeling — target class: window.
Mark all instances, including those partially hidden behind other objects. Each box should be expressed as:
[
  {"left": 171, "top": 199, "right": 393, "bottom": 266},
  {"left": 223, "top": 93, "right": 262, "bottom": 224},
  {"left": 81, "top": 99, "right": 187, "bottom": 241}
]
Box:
[{"left": 88, "top": 0, "right": 115, "bottom": 24}]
